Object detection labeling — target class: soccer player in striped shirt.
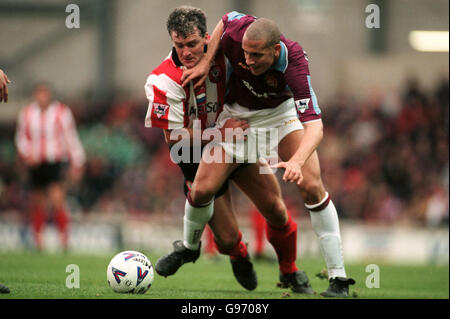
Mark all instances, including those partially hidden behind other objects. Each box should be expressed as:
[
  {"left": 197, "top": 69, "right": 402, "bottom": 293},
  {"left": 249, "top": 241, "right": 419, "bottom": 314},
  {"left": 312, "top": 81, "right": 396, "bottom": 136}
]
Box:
[
  {"left": 15, "top": 83, "right": 86, "bottom": 251},
  {"left": 181, "top": 12, "right": 355, "bottom": 297}
]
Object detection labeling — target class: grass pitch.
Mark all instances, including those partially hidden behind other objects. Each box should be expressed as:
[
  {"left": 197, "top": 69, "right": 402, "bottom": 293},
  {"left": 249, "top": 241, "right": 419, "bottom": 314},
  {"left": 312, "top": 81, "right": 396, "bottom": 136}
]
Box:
[{"left": 0, "top": 251, "right": 448, "bottom": 299}]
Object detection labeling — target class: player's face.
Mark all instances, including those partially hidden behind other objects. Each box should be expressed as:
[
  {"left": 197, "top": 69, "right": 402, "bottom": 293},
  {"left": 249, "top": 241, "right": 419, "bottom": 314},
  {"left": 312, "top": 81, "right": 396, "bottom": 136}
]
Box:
[
  {"left": 33, "top": 85, "right": 52, "bottom": 108},
  {"left": 171, "top": 29, "right": 208, "bottom": 69},
  {"left": 242, "top": 37, "right": 281, "bottom": 76}
]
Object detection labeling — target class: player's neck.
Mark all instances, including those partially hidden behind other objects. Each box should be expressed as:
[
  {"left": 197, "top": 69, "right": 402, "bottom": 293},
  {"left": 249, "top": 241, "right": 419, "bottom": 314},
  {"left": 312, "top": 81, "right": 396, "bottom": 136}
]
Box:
[{"left": 37, "top": 102, "right": 52, "bottom": 110}]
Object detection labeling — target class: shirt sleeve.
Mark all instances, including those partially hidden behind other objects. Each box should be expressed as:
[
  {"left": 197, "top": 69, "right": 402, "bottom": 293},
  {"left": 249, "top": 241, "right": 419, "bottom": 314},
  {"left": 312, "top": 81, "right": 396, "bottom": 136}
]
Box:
[
  {"left": 14, "top": 107, "right": 31, "bottom": 160},
  {"left": 222, "top": 11, "right": 247, "bottom": 25},
  {"left": 221, "top": 11, "right": 255, "bottom": 37},
  {"left": 60, "top": 105, "right": 86, "bottom": 168},
  {"left": 144, "top": 73, "right": 187, "bottom": 130},
  {"left": 284, "top": 44, "right": 322, "bottom": 124}
]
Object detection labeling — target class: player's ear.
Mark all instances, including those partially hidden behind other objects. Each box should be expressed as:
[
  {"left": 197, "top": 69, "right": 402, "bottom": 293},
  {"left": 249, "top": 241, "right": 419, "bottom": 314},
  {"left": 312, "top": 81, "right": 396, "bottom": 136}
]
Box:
[
  {"left": 274, "top": 43, "right": 281, "bottom": 58},
  {"left": 204, "top": 32, "right": 210, "bottom": 53}
]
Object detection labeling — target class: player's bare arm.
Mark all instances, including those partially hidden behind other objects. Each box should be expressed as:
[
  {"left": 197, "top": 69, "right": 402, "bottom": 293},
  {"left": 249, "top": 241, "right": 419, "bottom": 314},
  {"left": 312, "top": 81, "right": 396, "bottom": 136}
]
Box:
[
  {"left": 0, "top": 69, "right": 11, "bottom": 103},
  {"left": 291, "top": 120, "right": 323, "bottom": 167},
  {"left": 181, "top": 20, "right": 224, "bottom": 88},
  {"left": 274, "top": 120, "right": 323, "bottom": 184}
]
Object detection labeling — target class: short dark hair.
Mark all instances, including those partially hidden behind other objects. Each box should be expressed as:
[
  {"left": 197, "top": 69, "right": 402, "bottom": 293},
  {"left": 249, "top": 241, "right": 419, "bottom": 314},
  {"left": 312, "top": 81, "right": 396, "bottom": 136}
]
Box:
[
  {"left": 244, "top": 18, "right": 281, "bottom": 48},
  {"left": 166, "top": 6, "right": 207, "bottom": 38}
]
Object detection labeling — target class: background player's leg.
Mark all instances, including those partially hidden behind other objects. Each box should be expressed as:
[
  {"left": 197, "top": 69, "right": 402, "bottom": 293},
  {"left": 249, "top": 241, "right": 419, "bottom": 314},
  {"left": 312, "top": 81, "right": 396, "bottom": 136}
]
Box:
[
  {"left": 203, "top": 226, "right": 217, "bottom": 257},
  {"left": 29, "top": 189, "right": 47, "bottom": 251},
  {"left": 250, "top": 207, "right": 266, "bottom": 258},
  {"left": 48, "top": 182, "right": 69, "bottom": 251}
]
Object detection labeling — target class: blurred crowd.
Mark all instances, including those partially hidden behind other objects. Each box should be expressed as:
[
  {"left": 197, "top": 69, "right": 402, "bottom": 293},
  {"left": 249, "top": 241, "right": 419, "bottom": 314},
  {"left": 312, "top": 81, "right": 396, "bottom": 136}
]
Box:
[
  {"left": 0, "top": 76, "right": 448, "bottom": 227},
  {"left": 319, "top": 76, "right": 449, "bottom": 226}
]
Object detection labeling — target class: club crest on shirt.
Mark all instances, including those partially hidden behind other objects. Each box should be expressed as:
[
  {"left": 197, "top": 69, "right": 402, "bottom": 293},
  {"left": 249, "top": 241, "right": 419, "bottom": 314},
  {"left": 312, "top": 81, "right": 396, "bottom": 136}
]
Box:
[
  {"left": 295, "top": 98, "right": 310, "bottom": 113},
  {"left": 208, "top": 65, "right": 222, "bottom": 83},
  {"left": 153, "top": 103, "right": 169, "bottom": 118},
  {"left": 264, "top": 74, "right": 278, "bottom": 88}
]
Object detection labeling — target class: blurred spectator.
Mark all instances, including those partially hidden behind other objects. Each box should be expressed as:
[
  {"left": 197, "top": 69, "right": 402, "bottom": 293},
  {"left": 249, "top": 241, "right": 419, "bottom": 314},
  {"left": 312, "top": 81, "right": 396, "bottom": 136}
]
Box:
[{"left": 14, "top": 83, "right": 86, "bottom": 250}]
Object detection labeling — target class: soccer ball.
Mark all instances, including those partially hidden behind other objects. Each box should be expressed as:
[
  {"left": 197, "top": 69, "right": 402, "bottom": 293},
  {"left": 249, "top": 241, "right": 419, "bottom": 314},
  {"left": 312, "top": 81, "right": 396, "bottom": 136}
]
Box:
[{"left": 107, "top": 250, "right": 154, "bottom": 294}]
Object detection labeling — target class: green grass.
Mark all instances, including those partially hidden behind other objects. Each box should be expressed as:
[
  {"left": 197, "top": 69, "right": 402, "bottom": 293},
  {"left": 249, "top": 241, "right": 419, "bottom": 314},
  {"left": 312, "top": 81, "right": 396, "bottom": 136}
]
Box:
[{"left": 0, "top": 251, "right": 448, "bottom": 299}]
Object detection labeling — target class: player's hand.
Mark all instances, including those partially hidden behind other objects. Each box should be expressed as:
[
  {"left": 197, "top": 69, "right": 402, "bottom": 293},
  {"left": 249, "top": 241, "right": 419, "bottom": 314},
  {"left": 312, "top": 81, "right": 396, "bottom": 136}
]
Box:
[
  {"left": 23, "top": 155, "right": 38, "bottom": 167},
  {"left": 181, "top": 59, "right": 210, "bottom": 88},
  {"left": 0, "top": 69, "right": 11, "bottom": 103},
  {"left": 222, "top": 118, "right": 249, "bottom": 130},
  {"left": 271, "top": 160, "right": 303, "bottom": 185},
  {"left": 220, "top": 118, "right": 249, "bottom": 142},
  {"left": 68, "top": 165, "right": 84, "bottom": 184}
]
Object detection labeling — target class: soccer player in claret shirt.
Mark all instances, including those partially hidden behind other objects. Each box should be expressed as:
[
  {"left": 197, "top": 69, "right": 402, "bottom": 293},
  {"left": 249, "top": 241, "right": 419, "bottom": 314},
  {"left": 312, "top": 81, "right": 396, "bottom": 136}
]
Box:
[
  {"left": 15, "top": 83, "right": 86, "bottom": 252},
  {"left": 182, "top": 12, "right": 355, "bottom": 297},
  {"left": 145, "top": 6, "right": 313, "bottom": 293}
]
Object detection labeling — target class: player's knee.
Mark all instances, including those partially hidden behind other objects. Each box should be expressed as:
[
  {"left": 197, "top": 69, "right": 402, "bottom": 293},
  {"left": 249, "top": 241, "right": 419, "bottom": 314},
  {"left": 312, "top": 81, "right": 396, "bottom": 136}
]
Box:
[
  {"left": 190, "top": 185, "right": 215, "bottom": 206},
  {"left": 214, "top": 231, "right": 239, "bottom": 251},
  {"left": 261, "top": 197, "right": 288, "bottom": 226},
  {"left": 297, "top": 178, "right": 325, "bottom": 204}
]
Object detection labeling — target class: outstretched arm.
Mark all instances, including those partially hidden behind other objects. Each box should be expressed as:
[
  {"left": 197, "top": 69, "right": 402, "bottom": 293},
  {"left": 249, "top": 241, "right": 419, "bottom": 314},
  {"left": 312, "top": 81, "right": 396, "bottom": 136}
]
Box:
[
  {"left": 0, "top": 69, "right": 11, "bottom": 103},
  {"left": 291, "top": 120, "right": 323, "bottom": 166},
  {"left": 181, "top": 20, "right": 224, "bottom": 88}
]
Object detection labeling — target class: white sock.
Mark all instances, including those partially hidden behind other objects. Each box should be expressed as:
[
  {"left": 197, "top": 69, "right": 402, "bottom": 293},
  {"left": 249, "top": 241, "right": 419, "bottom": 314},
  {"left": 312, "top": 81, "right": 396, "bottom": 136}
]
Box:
[
  {"left": 306, "top": 193, "right": 347, "bottom": 279},
  {"left": 183, "top": 199, "right": 214, "bottom": 250}
]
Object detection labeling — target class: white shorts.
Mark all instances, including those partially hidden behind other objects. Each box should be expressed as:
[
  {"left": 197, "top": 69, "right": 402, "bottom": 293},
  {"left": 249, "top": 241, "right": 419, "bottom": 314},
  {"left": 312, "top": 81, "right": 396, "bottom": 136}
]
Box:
[{"left": 215, "top": 98, "right": 303, "bottom": 162}]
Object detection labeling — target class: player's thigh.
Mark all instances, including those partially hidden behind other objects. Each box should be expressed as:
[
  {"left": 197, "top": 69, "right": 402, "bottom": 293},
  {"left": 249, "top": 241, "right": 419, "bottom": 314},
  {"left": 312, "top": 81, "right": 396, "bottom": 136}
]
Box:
[
  {"left": 208, "top": 190, "right": 240, "bottom": 249},
  {"left": 191, "top": 153, "right": 240, "bottom": 200},
  {"left": 48, "top": 182, "right": 66, "bottom": 208},
  {"left": 231, "top": 162, "right": 287, "bottom": 226},
  {"left": 300, "top": 151, "right": 322, "bottom": 185},
  {"left": 29, "top": 188, "right": 47, "bottom": 208},
  {"left": 277, "top": 130, "right": 325, "bottom": 202},
  {"left": 277, "top": 129, "right": 304, "bottom": 162}
]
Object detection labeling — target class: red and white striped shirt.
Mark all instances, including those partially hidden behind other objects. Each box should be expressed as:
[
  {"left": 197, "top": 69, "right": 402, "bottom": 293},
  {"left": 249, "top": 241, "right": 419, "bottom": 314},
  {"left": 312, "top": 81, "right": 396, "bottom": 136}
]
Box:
[
  {"left": 15, "top": 101, "right": 86, "bottom": 168},
  {"left": 144, "top": 48, "right": 227, "bottom": 130}
]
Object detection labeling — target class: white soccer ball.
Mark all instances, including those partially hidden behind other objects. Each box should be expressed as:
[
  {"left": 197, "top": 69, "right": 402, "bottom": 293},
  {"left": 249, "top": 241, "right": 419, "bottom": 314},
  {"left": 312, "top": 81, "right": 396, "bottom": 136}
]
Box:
[{"left": 107, "top": 250, "right": 154, "bottom": 294}]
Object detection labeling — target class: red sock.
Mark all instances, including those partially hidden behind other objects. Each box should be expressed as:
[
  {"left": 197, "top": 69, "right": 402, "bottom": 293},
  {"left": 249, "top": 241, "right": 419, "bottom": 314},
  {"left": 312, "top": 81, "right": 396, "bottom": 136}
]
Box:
[
  {"left": 215, "top": 231, "right": 248, "bottom": 260},
  {"left": 31, "top": 206, "right": 46, "bottom": 250},
  {"left": 54, "top": 209, "right": 69, "bottom": 249},
  {"left": 251, "top": 208, "right": 266, "bottom": 255},
  {"left": 266, "top": 214, "right": 298, "bottom": 275}
]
